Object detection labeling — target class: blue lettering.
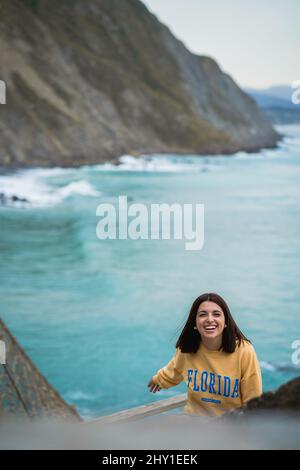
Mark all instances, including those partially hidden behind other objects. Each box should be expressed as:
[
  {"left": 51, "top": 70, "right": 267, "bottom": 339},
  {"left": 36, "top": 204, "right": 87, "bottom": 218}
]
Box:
[
  {"left": 200, "top": 371, "right": 208, "bottom": 392},
  {"left": 217, "top": 375, "right": 222, "bottom": 395},
  {"left": 193, "top": 370, "right": 199, "bottom": 391},
  {"left": 223, "top": 376, "right": 231, "bottom": 397},
  {"left": 187, "top": 370, "right": 240, "bottom": 400},
  {"left": 187, "top": 369, "right": 193, "bottom": 387},
  {"left": 231, "top": 378, "right": 239, "bottom": 398},
  {"left": 209, "top": 372, "right": 216, "bottom": 394},
  {"left": 201, "top": 397, "right": 221, "bottom": 404}
]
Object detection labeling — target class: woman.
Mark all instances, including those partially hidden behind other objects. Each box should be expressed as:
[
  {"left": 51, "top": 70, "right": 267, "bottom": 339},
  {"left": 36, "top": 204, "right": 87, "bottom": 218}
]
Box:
[{"left": 147, "top": 292, "right": 262, "bottom": 417}]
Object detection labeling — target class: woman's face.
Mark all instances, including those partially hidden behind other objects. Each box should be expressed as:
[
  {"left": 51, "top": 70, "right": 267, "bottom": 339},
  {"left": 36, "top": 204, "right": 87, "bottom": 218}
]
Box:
[{"left": 195, "top": 300, "right": 226, "bottom": 341}]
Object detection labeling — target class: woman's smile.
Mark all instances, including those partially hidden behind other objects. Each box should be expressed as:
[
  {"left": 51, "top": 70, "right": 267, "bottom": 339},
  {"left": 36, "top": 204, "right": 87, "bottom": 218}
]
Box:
[
  {"left": 201, "top": 323, "right": 220, "bottom": 336},
  {"left": 195, "top": 300, "right": 226, "bottom": 345},
  {"left": 203, "top": 325, "right": 217, "bottom": 331}
]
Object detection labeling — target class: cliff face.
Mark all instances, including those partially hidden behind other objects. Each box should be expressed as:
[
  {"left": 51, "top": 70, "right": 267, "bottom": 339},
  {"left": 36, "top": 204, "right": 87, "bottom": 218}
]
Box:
[{"left": 0, "top": 0, "right": 279, "bottom": 168}]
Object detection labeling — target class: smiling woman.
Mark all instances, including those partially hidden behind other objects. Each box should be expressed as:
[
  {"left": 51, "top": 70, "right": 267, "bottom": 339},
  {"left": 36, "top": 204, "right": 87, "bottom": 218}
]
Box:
[{"left": 147, "top": 292, "right": 263, "bottom": 417}]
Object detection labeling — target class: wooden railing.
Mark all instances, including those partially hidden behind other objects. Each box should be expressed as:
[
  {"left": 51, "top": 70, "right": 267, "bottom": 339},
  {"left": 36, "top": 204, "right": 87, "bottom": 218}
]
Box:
[{"left": 85, "top": 393, "right": 187, "bottom": 424}]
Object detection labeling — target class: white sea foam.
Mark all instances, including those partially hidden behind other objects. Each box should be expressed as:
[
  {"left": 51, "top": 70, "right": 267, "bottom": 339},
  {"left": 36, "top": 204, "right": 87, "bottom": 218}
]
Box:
[
  {"left": 0, "top": 169, "right": 101, "bottom": 208},
  {"left": 56, "top": 180, "right": 100, "bottom": 198},
  {"left": 1, "top": 124, "right": 299, "bottom": 207},
  {"left": 86, "top": 154, "right": 228, "bottom": 173},
  {"left": 83, "top": 132, "right": 297, "bottom": 172}
]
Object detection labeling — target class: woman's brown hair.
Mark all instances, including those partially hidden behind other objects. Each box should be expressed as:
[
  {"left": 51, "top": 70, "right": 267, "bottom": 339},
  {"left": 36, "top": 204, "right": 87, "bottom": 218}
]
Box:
[{"left": 176, "top": 292, "right": 250, "bottom": 353}]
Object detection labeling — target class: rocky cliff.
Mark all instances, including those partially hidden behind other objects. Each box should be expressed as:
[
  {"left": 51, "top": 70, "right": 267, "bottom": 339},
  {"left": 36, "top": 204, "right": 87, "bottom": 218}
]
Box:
[
  {"left": 0, "top": 0, "right": 279, "bottom": 168},
  {"left": 236, "top": 376, "right": 300, "bottom": 414}
]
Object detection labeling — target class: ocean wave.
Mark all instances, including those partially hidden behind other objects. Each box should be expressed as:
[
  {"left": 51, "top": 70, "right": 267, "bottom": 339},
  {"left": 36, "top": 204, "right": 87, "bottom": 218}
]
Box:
[
  {"left": 83, "top": 138, "right": 295, "bottom": 172},
  {"left": 232, "top": 144, "right": 287, "bottom": 161},
  {"left": 56, "top": 180, "right": 100, "bottom": 198},
  {"left": 0, "top": 170, "right": 101, "bottom": 208},
  {"left": 260, "top": 360, "right": 300, "bottom": 373},
  {"left": 84, "top": 154, "right": 229, "bottom": 173},
  {"left": 1, "top": 125, "right": 299, "bottom": 206}
]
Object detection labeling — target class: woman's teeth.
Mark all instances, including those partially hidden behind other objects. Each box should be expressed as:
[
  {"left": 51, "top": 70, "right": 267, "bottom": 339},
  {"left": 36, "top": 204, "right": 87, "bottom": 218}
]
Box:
[{"left": 204, "top": 326, "right": 217, "bottom": 330}]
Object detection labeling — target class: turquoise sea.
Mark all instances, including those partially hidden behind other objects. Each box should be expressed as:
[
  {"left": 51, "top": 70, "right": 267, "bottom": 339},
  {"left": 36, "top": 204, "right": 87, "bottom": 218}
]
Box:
[{"left": 1, "top": 124, "right": 300, "bottom": 419}]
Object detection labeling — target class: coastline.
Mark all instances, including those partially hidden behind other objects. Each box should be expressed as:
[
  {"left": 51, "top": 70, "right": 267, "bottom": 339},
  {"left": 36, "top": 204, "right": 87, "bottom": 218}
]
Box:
[{"left": 0, "top": 126, "right": 287, "bottom": 174}]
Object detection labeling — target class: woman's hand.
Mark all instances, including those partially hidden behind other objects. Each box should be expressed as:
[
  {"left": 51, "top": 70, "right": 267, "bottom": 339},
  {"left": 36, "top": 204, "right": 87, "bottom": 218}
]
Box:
[{"left": 147, "top": 377, "right": 162, "bottom": 393}]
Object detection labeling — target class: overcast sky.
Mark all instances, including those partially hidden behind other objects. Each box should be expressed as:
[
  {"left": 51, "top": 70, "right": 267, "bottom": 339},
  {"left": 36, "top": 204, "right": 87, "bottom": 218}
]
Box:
[{"left": 143, "top": 0, "right": 299, "bottom": 89}]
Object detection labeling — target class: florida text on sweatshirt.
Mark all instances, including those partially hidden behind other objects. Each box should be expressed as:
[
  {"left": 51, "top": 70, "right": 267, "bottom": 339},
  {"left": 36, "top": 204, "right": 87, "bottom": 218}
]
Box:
[{"left": 152, "top": 340, "right": 262, "bottom": 416}]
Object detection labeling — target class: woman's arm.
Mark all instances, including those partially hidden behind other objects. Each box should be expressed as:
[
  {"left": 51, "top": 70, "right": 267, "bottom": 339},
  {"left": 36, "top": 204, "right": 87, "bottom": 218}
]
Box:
[
  {"left": 148, "top": 348, "right": 184, "bottom": 391},
  {"left": 240, "top": 344, "right": 263, "bottom": 404},
  {"left": 147, "top": 377, "right": 161, "bottom": 393}
]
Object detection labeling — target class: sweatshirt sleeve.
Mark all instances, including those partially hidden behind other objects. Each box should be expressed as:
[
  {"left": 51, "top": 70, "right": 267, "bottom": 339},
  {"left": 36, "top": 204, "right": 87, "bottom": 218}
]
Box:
[
  {"left": 240, "top": 343, "right": 263, "bottom": 404},
  {"left": 152, "top": 348, "right": 184, "bottom": 389}
]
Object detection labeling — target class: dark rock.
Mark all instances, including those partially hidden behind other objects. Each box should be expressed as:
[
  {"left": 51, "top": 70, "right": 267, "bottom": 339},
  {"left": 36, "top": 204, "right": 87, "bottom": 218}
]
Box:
[
  {"left": 0, "top": 192, "right": 29, "bottom": 205},
  {"left": 224, "top": 377, "right": 300, "bottom": 419},
  {"left": 244, "top": 377, "right": 300, "bottom": 411}
]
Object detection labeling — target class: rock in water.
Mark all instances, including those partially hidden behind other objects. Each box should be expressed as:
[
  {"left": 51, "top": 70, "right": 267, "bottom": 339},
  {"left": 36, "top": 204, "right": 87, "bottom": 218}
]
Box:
[
  {"left": 0, "top": 192, "right": 29, "bottom": 206},
  {"left": 244, "top": 377, "right": 300, "bottom": 411},
  {"left": 224, "top": 377, "right": 300, "bottom": 418}
]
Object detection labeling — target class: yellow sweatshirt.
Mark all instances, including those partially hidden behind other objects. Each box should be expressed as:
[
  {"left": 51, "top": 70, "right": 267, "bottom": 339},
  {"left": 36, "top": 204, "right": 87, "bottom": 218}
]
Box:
[{"left": 152, "top": 340, "right": 262, "bottom": 417}]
